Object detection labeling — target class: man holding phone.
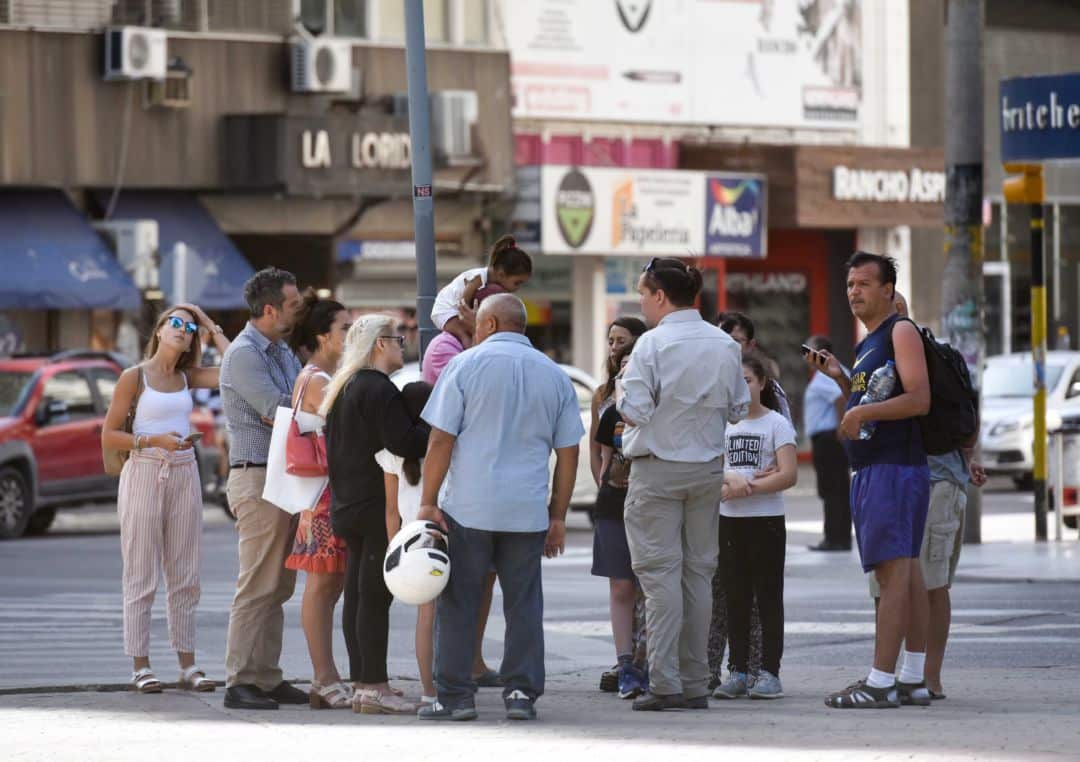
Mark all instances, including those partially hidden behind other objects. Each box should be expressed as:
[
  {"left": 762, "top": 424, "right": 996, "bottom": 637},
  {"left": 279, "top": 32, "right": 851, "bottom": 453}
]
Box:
[{"left": 802, "top": 337, "right": 851, "bottom": 551}]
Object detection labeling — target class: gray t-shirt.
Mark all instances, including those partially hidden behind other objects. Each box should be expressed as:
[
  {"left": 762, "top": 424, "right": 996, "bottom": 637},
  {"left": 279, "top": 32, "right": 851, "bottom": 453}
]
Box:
[{"left": 929, "top": 450, "right": 968, "bottom": 486}]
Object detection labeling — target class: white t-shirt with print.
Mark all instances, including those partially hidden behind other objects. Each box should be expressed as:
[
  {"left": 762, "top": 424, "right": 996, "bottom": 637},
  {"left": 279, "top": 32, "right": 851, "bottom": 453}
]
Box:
[
  {"left": 375, "top": 450, "right": 424, "bottom": 525},
  {"left": 430, "top": 266, "right": 488, "bottom": 330},
  {"left": 719, "top": 409, "right": 797, "bottom": 518}
]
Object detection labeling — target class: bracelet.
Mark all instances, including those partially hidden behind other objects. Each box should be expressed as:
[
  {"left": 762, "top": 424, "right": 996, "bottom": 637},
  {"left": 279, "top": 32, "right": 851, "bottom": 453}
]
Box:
[{"left": 134, "top": 435, "right": 142, "bottom": 451}]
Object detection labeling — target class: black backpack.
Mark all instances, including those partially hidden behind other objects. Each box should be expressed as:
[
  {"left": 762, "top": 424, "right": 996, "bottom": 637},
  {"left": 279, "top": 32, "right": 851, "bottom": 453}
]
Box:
[{"left": 896, "top": 317, "right": 979, "bottom": 456}]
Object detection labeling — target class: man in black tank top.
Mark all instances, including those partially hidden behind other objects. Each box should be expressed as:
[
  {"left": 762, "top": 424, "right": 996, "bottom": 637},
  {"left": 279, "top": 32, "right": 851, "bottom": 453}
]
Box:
[{"left": 806, "top": 252, "right": 934, "bottom": 710}]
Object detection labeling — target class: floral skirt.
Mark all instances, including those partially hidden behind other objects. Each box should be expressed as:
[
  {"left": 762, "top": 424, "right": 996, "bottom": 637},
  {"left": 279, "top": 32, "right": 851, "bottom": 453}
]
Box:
[{"left": 285, "top": 488, "right": 347, "bottom": 574}]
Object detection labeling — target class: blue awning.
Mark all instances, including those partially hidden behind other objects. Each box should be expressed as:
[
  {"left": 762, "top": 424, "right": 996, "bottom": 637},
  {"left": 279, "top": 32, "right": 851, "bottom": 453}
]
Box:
[
  {"left": 96, "top": 192, "right": 254, "bottom": 310},
  {"left": 0, "top": 191, "right": 141, "bottom": 310}
]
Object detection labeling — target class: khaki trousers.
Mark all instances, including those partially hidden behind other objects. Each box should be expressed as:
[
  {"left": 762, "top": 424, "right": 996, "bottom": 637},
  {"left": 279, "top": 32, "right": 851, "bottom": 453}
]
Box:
[
  {"left": 624, "top": 456, "right": 725, "bottom": 698},
  {"left": 224, "top": 467, "right": 297, "bottom": 690}
]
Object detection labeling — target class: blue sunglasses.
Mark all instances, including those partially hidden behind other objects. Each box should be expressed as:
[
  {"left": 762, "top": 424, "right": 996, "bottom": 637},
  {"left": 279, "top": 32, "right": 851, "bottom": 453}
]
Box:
[{"left": 167, "top": 315, "right": 199, "bottom": 334}]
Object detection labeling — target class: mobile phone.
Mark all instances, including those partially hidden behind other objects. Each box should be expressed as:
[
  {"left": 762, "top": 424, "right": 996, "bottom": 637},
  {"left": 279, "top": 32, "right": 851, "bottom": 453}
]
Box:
[
  {"left": 185, "top": 432, "right": 204, "bottom": 444},
  {"left": 800, "top": 344, "right": 815, "bottom": 356}
]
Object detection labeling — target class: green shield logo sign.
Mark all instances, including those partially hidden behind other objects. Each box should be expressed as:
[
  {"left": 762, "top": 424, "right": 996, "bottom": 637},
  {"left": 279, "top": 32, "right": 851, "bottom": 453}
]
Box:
[{"left": 555, "top": 169, "right": 595, "bottom": 249}]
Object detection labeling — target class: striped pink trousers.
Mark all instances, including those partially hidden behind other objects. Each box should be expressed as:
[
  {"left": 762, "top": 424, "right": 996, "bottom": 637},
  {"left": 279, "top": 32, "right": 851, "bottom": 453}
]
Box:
[{"left": 118, "top": 448, "right": 202, "bottom": 657}]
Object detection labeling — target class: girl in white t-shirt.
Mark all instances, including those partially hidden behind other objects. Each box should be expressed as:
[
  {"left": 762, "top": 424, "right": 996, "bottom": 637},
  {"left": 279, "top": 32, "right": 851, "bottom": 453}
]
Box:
[
  {"left": 715, "top": 353, "right": 798, "bottom": 701},
  {"left": 377, "top": 381, "right": 436, "bottom": 704},
  {"left": 430, "top": 235, "right": 533, "bottom": 349}
]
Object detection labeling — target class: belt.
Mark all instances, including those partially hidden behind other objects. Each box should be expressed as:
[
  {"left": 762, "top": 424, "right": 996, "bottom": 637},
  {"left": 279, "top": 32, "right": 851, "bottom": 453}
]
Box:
[{"left": 231, "top": 461, "right": 266, "bottom": 470}]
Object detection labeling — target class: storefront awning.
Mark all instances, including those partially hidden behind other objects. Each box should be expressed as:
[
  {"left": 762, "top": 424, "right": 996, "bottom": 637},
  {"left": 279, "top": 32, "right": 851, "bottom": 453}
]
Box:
[
  {"left": 0, "top": 191, "right": 141, "bottom": 310},
  {"left": 95, "top": 192, "right": 254, "bottom": 310}
]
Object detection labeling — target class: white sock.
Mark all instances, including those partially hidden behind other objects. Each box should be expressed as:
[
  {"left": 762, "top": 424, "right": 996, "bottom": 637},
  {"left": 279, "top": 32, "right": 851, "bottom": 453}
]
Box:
[
  {"left": 898, "top": 650, "right": 926, "bottom": 684},
  {"left": 866, "top": 668, "right": 895, "bottom": 689}
]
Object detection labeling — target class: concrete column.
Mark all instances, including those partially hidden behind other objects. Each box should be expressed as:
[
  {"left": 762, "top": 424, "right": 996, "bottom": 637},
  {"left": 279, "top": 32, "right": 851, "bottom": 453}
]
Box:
[{"left": 571, "top": 255, "right": 608, "bottom": 382}]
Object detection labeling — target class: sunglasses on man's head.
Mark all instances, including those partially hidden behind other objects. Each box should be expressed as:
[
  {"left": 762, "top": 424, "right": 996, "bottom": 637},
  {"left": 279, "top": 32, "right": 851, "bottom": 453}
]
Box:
[
  {"left": 379, "top": 335, "right": 406, "bottom": 347},
  {"left": 167, "top": 316, "right": 199, "bottom": 334},
  {"left": 643, "top": 257, "right": 690, "bottom": 274}
]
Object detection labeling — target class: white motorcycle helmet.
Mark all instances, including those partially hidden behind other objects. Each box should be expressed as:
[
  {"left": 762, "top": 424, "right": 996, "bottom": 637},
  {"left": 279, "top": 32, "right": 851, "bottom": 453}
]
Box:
[{"left": 383, "top": 520, "right": 451, "bottom": 605}]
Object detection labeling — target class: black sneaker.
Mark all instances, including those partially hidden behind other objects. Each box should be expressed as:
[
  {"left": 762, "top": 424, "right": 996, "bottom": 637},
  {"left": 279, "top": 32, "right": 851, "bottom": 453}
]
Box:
[
  {"left": 599, "top": 665, "right": 619, "bottom": 693},
  {"left": 824, "top": 679, "right": 900, "bottom": 709},
  {"left": 504, "top": 690, "right": 537, "bottom": 721},
  {"left": 632, "top": 692, "right": 686, "bottom": 711},
  {"left": 898, "top": 680, "right": 932, "bottom": 706}
]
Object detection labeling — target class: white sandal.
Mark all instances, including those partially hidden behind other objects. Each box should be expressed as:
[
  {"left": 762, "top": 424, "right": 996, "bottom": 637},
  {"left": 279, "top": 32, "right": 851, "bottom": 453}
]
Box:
[
  {"left": 353, "top": 688, "right": 420, "bottom": 715},
  {"left": 178, "top": 665, "right": 216, "bottom": 693},
  {"left": 310, "top": 681, "right": 352, "bottom": 709},
  {"left": 131, "top": 667, "right": 163, "bottom": 694}
]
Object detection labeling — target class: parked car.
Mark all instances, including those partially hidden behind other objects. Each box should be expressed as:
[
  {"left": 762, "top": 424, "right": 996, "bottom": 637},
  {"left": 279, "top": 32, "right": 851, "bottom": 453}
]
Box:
[
  {"left": 0, "top": 351, "right": 222, "bottom": 539},
  {"left": 391, "top": 361, "right": 600, "bottom": 510},
  {"left": 980, "top": 351, "right": 1080, "bottom": 490}
]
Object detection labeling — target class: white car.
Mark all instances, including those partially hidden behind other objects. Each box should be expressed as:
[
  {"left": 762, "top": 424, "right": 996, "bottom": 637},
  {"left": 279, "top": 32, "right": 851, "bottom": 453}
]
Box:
[
  {"left": 391, "top": 361, "right": 600, "bottom": 509},
  {"left": 980, "top": 351, "right": 1080, "bottom": 488}
]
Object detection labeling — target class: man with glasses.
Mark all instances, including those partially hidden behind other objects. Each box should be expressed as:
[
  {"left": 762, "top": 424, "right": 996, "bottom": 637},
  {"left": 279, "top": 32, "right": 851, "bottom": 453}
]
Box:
[
  {"left": 617, "top": 257, "right": 749, "bottom": 711},
  {"left": 220, "top": 267, "right": 305, "bottom": 710}
]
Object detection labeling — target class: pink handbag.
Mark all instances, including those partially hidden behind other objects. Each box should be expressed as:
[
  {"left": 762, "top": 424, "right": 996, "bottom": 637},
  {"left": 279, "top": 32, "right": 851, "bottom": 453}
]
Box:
[{"left": 285, "top": 371, "right": 328, "bottom": 477}]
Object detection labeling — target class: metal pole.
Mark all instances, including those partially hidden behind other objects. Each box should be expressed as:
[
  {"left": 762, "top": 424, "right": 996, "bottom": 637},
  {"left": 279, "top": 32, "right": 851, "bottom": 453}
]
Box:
[
  {"left": 1032, "top": 200, "right": 1048, "bottom": 541},
  {"left": 173, "top": 242, "right": 188, "bottom": 305},
  {"left": 944, "top": 0, "right": 984, "bottom": 544},
  {"left": 1054, "top": 430, "right": 1064, "bottom": 542},
  {"left": 404, "top": 0, "right": 438, "bottom": 363}
]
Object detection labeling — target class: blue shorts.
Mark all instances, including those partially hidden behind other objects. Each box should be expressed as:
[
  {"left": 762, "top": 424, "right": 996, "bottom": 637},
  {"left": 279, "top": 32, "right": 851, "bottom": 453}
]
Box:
[
  {"left": 850, "top": 463, "right": 930, "bottom": 573},
  {"left": 591, "top": 518, "right": 635, "bottom": 580}
]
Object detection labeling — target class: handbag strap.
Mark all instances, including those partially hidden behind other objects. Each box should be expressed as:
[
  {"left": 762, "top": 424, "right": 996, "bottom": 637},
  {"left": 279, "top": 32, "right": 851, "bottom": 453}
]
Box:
[
  {"left": 291, "top": 367, "right": 318, "bottom": 421},
  {"left": 123, "top": 366, "right": 145, "bottom": 433}
]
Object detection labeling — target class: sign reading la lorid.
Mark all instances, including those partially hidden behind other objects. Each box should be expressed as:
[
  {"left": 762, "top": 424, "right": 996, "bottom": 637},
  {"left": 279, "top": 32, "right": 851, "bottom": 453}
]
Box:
[
  {"left": 1001, "top": 73, "right": 1080, "bottom": 162},
  {"left": 223, "top": 113, "right": 413, "bottom": 197}
]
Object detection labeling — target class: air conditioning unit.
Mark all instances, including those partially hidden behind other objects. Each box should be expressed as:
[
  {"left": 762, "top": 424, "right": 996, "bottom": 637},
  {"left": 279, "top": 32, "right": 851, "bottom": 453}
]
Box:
[
  {"left": 431, "top": 91, "right": 478, "bottom": 163},
  {"left": 104, "top": 27, "right": 168, "bottom": 82},
  {"left": 93, "top": 219, "right": 159, "bottom": 290},
  {"left": 291, "top": 37, "right": 352, "bottom": 93}
]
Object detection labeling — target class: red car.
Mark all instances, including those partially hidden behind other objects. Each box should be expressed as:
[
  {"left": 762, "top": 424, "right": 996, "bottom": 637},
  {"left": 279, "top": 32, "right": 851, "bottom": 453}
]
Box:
[{"left": 0, "top": 351, "right": 219, "bottom": 539}]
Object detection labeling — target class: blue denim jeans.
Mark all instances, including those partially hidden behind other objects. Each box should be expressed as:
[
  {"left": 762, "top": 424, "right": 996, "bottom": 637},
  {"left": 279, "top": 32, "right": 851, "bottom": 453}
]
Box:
[{"left": 434, "top": 514, "right": 547, "bottom": 709}]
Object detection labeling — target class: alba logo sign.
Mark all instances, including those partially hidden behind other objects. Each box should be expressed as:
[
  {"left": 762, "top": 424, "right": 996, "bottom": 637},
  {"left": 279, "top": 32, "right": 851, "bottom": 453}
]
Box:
[
  {"left": 615, "top": 0, "right": 652, "bottom": 33},
  {"left": 555, "top": 169, "right": 595, "bottom": 249},
  {"left": 705, "top": 176, "right": 765, "bottom": 258}
]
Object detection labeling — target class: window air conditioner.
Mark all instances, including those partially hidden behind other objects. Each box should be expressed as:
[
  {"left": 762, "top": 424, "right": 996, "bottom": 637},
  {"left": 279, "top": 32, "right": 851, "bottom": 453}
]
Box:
[
  {"left": 291, "top": 37, "right": 352, "bottom": 93},
  {"left": 93, "top": 219, "right": 160, "bottom": 291},
  {"left": 104, "top": 27, "right": 168, "bottom": 81}
]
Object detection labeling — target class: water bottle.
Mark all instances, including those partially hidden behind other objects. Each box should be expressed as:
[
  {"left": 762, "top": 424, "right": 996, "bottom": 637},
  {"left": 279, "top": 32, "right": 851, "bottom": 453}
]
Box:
[{"left": 858, "top": 360, "right": 897, "bottom": 440}]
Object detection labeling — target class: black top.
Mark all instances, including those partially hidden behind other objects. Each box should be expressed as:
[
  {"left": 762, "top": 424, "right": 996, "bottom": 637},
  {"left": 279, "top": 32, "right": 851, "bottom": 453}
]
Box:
[
  {"left": 325, "top": 369, "right": 430, "bottom": 535},
  {"left": 593, "top": 404, "right": 630, "bottom": 521}
]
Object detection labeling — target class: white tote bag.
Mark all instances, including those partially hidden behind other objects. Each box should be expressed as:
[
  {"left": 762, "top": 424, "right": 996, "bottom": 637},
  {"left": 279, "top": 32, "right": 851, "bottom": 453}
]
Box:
[{"left": 262, "top": 405, "right": 328, "bottom": 515}]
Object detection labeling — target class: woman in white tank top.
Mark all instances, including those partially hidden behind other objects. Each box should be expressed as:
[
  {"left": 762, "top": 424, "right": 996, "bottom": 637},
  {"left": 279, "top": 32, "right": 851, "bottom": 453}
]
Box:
[
  {"left": 102, "top": 304, "right": 230, "bottom": 694},
  {"left": 280, "top": 292, "right": 354, "bottom": 709}
]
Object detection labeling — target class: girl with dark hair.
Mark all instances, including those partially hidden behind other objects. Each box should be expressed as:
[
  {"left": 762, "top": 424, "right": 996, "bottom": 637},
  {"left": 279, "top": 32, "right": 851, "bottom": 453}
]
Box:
[
  {"left": 101, "top": 303, "right": 229, "bottom": 694},
  {"left": 712, "top": 353, "right": 797, "bottom": 701},
  {"left": 282, "top": 289, "right": 354, "bottom": 709},
  {"left": 591, "top": 318, "right": 648, "bottom": 485},
  {"left": 376, "top": 380, "right": 435, "bottom": 705},
  {"left": 430, "top": 234, "right": 533, "bottom": 350}
]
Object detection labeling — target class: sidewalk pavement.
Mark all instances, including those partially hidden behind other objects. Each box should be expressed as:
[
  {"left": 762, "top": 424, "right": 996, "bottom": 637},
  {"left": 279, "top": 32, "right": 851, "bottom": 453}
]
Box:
[{"left": 5, "top": 665, "right": 1078, "bottom": 761}]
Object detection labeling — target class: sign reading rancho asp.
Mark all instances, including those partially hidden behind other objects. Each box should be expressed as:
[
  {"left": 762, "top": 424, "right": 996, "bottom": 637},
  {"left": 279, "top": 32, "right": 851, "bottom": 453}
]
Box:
[{"left": 832, "top": 166, "right": 945, "bottom": 204}]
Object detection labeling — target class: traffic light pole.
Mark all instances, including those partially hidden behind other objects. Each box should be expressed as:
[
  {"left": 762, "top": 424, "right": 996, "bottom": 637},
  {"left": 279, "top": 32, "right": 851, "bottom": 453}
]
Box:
[
  {"left": 1031, "top": 200, "right": 1048, "bottom": 541},
  {"left": 404, "top": 0, "right": 438, "bottom": 362},
  {"left": 1004, "top": 163, "right": 1048, "bottom": 541}
]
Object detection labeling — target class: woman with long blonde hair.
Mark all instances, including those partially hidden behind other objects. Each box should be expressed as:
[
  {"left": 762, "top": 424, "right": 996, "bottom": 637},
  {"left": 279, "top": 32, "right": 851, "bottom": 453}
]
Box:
[
  {"left": 322, "top": 314, "right": 430, "bottom": 714},
  {"left": 102, "top": 303, "right": 230, "bottom": 694}
]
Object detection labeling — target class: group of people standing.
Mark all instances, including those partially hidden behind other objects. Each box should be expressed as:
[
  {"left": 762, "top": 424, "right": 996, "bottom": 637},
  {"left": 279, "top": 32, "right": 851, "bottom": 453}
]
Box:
[{"left": 101, "top": 237, "right": 982, "bottom": 718}]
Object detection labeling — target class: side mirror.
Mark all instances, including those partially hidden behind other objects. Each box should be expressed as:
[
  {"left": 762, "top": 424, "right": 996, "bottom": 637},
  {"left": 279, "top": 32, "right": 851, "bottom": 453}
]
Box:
[
  {"left": 1069, "top": 381, "right": 1080, "bottom": 399},
  {"left": 38, "top": 398, "right": 69, "bottom": 425}
]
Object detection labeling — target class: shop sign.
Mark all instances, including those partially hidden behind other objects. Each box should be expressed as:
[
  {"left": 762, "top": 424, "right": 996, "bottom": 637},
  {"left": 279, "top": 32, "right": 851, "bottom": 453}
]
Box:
[
  {"left": 704, "top": 175, "right": 767, "bottom": 258},
  {"left": 832, "top": 166, "right": 945, "bottom": 204},
  {"left": 224, "top": 113, "right": 414, "bottom": 198},
  {"left": 1000, "top": 73, "right": 1080, "bottom": 161},
  {"left": 507, "top": 0, "right": 860, "bottom": 129},
  {"left": 335, "top": 240, "right": 416, "bottom": 263}
]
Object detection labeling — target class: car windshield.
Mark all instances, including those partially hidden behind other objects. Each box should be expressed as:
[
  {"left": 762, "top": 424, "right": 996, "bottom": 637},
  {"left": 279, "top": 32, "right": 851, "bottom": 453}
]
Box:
[
  {"left": 0, "top": 371, "right": 33, "bottom": 416},
  {"left": 983, "top": 362, "right": 1065, "bottom": 398}
]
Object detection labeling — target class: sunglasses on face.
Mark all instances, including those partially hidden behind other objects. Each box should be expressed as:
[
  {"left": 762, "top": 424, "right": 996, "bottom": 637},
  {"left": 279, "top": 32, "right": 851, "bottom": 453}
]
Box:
[
  {"left": 167, "top": 316, "right": 199, "bottom": 334},
  {"left": 379, "top": 335, "right": 406, "bottom": 347}
]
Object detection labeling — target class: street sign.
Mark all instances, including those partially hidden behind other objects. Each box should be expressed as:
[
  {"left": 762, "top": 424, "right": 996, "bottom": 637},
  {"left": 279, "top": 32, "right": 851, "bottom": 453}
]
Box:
[{"left": 1000, "top": 73, "right": 1080, "bottom": 162}]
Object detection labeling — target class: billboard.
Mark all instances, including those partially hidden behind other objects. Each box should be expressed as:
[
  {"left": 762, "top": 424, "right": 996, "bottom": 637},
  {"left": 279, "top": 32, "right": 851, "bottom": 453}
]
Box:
[
  {"left": 538, "top": 166, "right": 767, "bottom": 257},
  {"left": 501, "top": 0, "right": 861, "bottom": 129}
]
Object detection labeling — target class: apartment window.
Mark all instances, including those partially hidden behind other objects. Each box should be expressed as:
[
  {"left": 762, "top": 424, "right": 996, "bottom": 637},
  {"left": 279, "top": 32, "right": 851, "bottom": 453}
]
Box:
[
  {"left": 462, "top": 0, "right": 486, "bottom": 44},
  {"left": 297, "top": 0, "right": 367, "bottom": 37},
  {"left": 375, "top": 0, "right": 448, "bottom": 43}
]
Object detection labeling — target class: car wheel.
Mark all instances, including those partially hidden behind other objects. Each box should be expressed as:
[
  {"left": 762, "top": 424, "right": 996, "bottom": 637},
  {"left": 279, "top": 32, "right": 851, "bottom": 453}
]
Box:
[
  {"left": 0, "top": 466, "right": 33, "bottom": 539},
  {"left": 25, "top": 506, "right": 57, "bottom": 536}
]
